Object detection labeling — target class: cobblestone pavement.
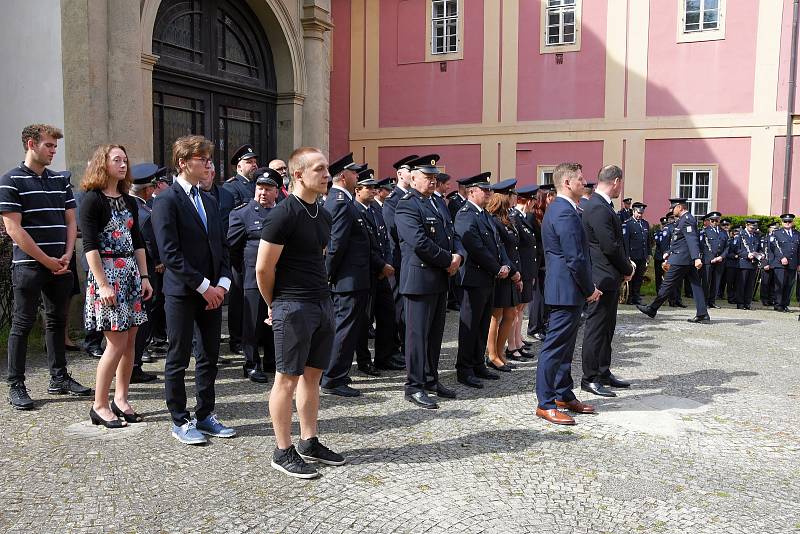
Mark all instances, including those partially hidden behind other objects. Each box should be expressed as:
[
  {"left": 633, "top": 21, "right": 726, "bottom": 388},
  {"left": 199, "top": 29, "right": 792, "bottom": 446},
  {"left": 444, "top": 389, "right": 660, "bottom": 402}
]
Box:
[{"left": 1, "top": 302, "right": 799, "bottom": 533}]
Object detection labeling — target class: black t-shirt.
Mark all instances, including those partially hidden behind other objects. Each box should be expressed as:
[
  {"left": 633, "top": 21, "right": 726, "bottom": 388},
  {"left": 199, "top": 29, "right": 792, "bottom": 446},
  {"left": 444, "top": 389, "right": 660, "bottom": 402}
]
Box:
[{"left": 260, "top": 194, "right": 332, "bottom": 301}]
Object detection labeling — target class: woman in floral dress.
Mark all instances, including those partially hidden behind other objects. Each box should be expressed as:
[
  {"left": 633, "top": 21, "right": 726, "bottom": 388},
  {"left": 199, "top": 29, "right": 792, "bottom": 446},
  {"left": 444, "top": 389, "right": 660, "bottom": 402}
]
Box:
[{"left": 80, "top": 145, "right": 152, "bottom": 428}]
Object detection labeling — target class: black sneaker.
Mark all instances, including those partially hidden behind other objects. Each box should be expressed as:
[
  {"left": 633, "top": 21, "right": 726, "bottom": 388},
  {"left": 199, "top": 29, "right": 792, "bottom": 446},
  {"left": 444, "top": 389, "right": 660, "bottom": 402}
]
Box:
[
  {"left": 297, "top": 436, "right": 346, "bottom": 466},
  {"left": 271, "top": 445, "right": 320, "bottom": 479},
  {"left": 48, "top": 374, "right": 92, "bottom": 396},
  {"left": 8, "top": 382, "right": 34, "bottom": 410}
]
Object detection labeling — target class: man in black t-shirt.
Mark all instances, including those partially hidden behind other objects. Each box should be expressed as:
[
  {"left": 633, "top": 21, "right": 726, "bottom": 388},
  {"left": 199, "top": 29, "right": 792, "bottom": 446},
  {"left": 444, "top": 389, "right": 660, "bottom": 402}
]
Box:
[{"left": 256, "top": 146, "right": 345, "bottom": 479}]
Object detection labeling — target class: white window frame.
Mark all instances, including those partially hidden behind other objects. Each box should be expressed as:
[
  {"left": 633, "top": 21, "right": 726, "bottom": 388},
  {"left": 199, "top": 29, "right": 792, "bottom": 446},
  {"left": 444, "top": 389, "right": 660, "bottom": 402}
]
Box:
[
  {"left": 426, "top": 0, "right": 464, "bottom": 62},
  {"left": 677, "top": 0, "right": 726, "bottom": 43},
  {"left": 540, "top": 0, "right": 582, "bottom": 54},
  {"left": 673, "top": 164, "right": 718, "bottom": 216},
  {"left": 537, "top": 165, "right": 556, "bottom": 186}
]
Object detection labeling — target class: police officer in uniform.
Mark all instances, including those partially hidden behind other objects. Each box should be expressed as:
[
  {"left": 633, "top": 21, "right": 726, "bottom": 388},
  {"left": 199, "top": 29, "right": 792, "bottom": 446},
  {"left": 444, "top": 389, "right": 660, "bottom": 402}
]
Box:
[
  {"left": 760, "top": 224, "right": 778, "bottom": 306},
  {"left": 769, "top": 213, "right": 800, "bottom": 312},
  {"left": 446, "top": 186, "right": 466, "bottom": 221},
  {"left": 732, "top": 219, "right": 762, "bottom": 309},
  {"left": 227, "top": 168, "right": 281, "bottom": 383},
  {"left": 637, "top": 198, "right": 709, "bottom": 323},
  {"left": 653, "top": 215, "right": 669, "bottom": 295},
  {"left": 617, "top": 197, "right": 633, "bottom": 223},
  {"left": 622, "top": 202, "right": 651, "bottom": 305},
  {"left": 700, "top": 212, "right": 727, "bottom": 308},
  {"left": 395, "top": 160, "right": 464, "bottom": 408},
  {"left": 723, "top": 222, "right": 740, "bottom": 303},
  {"left": 453, "top": 173, "right": 505, "bottom": 388}
]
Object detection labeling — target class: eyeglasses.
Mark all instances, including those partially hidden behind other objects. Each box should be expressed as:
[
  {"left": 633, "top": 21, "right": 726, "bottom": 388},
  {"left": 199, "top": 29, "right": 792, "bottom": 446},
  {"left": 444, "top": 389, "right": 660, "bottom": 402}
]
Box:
[{"left": 191, "top": 156, "right": 212, "bottom": 166}]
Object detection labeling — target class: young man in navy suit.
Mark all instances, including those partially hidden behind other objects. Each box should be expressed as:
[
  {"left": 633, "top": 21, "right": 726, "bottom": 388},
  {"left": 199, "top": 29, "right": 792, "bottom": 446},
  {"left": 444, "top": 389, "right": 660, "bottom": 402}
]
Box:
[
  {"left": 535, "top": 163, "right": 602, "bottom": 426},
  {"left": 152, "top": 135, "right": 235, "bottom": 445}
]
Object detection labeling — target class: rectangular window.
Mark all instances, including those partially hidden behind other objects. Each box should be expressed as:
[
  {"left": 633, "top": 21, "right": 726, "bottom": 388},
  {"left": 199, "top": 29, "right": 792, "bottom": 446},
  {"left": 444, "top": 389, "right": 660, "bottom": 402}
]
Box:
[
  {"left": 674, "top": 166, "right": 716, "bottom": 216},
  {"left": 431, "top": 0, "right": 459, "bottom": 55},
  {"left": 537, "top": 165, "right": 555, "bottom": 186},
  {"left": 540, "top": 0, "right": 582, "bottom": 54},
  {"left": 677, "top": 0, "right": 725, "bottom": 43}
]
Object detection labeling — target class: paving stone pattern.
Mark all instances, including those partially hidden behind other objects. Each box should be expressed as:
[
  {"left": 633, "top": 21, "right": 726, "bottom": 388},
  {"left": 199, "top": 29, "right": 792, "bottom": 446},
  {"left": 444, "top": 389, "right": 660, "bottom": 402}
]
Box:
[{"left": 1, "top": 303, "right": 799, "bottom": 533}]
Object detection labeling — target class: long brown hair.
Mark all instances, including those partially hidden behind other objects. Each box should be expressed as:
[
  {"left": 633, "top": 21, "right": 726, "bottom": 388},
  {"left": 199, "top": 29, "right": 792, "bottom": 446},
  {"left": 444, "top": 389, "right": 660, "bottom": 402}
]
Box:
[
  {"left": 486, "top": 192, "right": 513, "bottom": 227},
  {"left": 81, "top": 144, "right": 131, "bottom": 193},
  {"left": 532, "top": 189, "right": 550, "bottom": 224}
]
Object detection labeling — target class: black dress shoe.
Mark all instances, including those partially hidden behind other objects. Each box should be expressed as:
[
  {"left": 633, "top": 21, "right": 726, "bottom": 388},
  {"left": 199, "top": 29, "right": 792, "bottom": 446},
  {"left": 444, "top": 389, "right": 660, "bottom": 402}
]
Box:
[
  {"left": 457, "top": 375, "right": 484, "bottom": 388},
  {"left": 89, "top": 408, "right": 126, "bottom": 428},
  {"left": 130, "top": 367, "right": 157, "bottom": 384},
  {"left": 65, "top": 343, "right": 80, "bottom": 352},
  {"left": 140, "top": 351, "right": 155, "bottom": 363},
  {"left": 375, "top": 360, "right": 404, "bottom": 371},
  {"left": 687, "top": 314, "right": 711, "bottom": 324},
  {"left": 86, "top": 348, "right": 104, "bottom": 359},
  {"left": 357, "top": 363, "right": 381, "bottom": 377},
  {"left": 425, "top": 383, "right": 456, "bottom": 399},
  {"left": 447, "top": 303, "right": 460, "bottom": 312},
  {"left": 486, "top": 359, "right": 512, "bottom": 372},
  {"left": 708, "top": 303, "right": 721, "bottom": 309},
  {"left": 600, "top": 373, "right": 631, "bottom": 388},
  {"left": 229, "top": 343, "right": 244, "bottom": 355},
  {"left": 636, "top": 304, "right": 657, "bottom": 318},
  {"left": 673, "top": 301, "right": 687, "bottom": 308},
  {"left": 243, "top": 367, "right": 270, "bottom": 383},
  {"left": 475, "top": 369, "right": 500, "bottom": 380},
  {"left": 321, "top": 384, "right": 362, "bottom": 397},
  {"left": 522, "top": 340, "right": 534, "bottom": 347},
  {"left": 581, "top": 382, "right": 617, "bottom": 397},
  {"left": 367, "top": 326, "right": 376, "bottom": 339},
  {"left": 405, "top": 391, "right": 438, "bottom": 409}
]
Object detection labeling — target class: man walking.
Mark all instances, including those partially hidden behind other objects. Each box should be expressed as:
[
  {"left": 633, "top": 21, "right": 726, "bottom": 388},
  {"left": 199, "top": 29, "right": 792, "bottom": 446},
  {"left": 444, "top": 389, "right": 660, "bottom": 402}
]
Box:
[
  {"left": 535, "top": 163, "right": 601, "bottom": 426},
  {"left": 579, "top": 165, "right": 634, "bottom": 399}
]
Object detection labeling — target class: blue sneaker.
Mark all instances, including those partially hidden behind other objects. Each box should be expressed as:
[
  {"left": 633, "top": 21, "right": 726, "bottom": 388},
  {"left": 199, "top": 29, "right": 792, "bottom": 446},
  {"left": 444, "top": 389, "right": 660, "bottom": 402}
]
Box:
[
  {"left": 171, "top": 420, "right": 207, "bottom": 445},
  {"left": 195, "top": 414, "right": 237, "bottom": 438}
]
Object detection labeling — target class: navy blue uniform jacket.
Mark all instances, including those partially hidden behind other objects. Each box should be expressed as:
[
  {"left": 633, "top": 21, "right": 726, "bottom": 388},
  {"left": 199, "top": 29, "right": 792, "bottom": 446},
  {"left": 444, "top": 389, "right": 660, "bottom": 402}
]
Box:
[
  {"left": 666, "top": 212, "right": 701, "bottom": 266},
  {"left": 541, "top": 196, "right": 594, "bottom": 305},
  {"left": 152, "top": 181, "right": 232, "bottom": 297},
  {"left": 227, "top": 199, "right": 272, "bottom": 290},
  {"left": 324, "top": 188, "right": 380, "bottom": 293},
  {"left": 510, "top": 208, "right": 539, "bottom": 281},
  {"left": 454, "top": 202, "right": 509, "bottom": 287}
]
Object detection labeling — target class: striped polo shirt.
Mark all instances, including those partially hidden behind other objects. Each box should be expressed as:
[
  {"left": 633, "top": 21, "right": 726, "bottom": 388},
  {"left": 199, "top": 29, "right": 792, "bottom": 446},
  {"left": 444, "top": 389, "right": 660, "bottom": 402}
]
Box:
[{"left": 0, "top": 163, "right": 76, "bottom": 264}]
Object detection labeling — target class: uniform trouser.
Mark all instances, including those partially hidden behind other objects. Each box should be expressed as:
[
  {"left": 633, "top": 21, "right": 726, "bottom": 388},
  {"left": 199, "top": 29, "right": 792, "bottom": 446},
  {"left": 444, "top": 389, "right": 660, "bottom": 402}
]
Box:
[
  {"left": 133, "top": 296, "right": 154, "bottom": 368},
  {"left": 227, "top": 268, "right": 244, "bottom": 347},
  {"left": 455, "top": 283, "right": 494, "bottom": 379},
  {"left": 654, "top": 258, "right": 664, "bottom": 293},
  {"left": 527, "top": 270, "right": 547, "bottom": 336},
  {"left": 773, "top": 268, "right": 796, "bottom": 308},
  {"left": 705, "top": 262, "right": 724, "bottom": 305},
  {"left": 535, "top": 305, "right": 581, "bottom": 410},
  {"left": 6, "top": 265, "right": 73, "bottom": 384},
  {"left": 403, "top": 292, "right": 446, "bottom": 394},
  {"left": 149, "top": 271, "right": 167, "bottom": 343},
  {"left": 321, "top": 290, "right": 369, "bottom": 389},
  {"left": 355, "top": 284, "right": 378, "bottom": 369},
  {"left": 760, "top": 269, "right": 775, "bottom": 304},
  {"left": 725, "top": 266, "right": 738, "bottom": 302},
  {"left": 650, "top": 264, "right": 708, "bottom": 317},
  {"left": 628, "top": 259, "right": 647, "bottom": 303},
  {"left": 700, "top": 263, "right": 711, "bottom": 302},
  {"left": 447, "top": 276, "right": 463, "bottom": 309},
  {"left": 373, "top": 277, "right": 400, "bottom": 365},
  {"left": 389, "top": 272, "right": 405, "bottom": 354},
  {"left": 581, "top": 287, "right": 619, "bottom": 384},
  {"left": 164, "top": 294, "right": 222, "bottom": 425},
  {"left": 736, "top": 268, "right": 757, "bottom": 306},
  {"left": 242, "top": 288, "right": 274, "bottom": 372}
]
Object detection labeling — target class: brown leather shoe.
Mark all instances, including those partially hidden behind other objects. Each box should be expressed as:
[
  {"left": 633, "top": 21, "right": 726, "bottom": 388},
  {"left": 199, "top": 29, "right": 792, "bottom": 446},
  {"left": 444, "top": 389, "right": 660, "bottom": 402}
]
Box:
[
  {"left": 535, "top": 407, "right": 576, "bottom": 425},
  {"left": 555, "top": 399, "right": 596, "bottom": 414}
]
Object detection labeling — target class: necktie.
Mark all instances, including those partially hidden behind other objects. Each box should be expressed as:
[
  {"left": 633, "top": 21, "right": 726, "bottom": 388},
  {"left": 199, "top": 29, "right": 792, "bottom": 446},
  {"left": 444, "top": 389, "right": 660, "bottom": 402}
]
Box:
[
  {"left": 610, "top": 200, "right": 614, "bottom": 210},
  {"left": 430, "top": 198, "right": 441, "bottom": 216},
  {"left": 190, "top": 186, "right": 208, "bottom": 231}
]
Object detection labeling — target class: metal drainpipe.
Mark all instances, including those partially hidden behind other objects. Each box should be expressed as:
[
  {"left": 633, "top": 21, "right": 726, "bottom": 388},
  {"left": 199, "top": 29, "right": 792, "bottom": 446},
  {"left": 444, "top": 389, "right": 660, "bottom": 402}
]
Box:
[{"left": 783, "top": 0, "right": 800, "bottom": 214}]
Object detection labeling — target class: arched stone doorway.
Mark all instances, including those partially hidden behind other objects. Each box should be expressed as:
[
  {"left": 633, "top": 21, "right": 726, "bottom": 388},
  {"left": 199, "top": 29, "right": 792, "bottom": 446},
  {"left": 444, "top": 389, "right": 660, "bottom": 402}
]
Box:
[{"left": 151, "top": 0, "right": 277, "bottom": 179}]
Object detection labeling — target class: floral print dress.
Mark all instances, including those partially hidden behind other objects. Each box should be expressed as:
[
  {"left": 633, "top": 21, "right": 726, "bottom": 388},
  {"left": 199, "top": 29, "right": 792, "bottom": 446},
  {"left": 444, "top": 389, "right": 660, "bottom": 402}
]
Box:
[{"left": 84, "top": 195, "right": 148, "bottom": 332}]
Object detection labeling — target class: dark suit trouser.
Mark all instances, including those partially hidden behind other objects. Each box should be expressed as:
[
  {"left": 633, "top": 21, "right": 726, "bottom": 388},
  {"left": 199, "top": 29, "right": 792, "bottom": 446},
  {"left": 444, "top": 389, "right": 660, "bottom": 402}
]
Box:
[
  {"left": 774, "top": 268, "right": 796, "bottom": 308},
  {"left": 535, "top": 305, "right": 581, "bottom": 409},
  {"left": 242, "top": 288, "right": 274, "bottom": 372},
  {"left": 527, "top": 270, "right": 547, "bottom": 336},
  {"left": 456, "top": 284, "right": 493, "bottom": 378},
  {"left": 760, "top": 269, "right": 774, "bottom": 304},
  {"left": 706, "top": 262, "right": 723, "bottom": 305},
  {"left": 227, "top": 268, "right": 244, "bottom": 346},
  {"left": 389, "top": 273, "right": 405, "bottom": 353},
  {"left": 447, "top": 277, "right": 463, "bottom": 309},
  {"left": 725, "top": 266, "right": 738, "bottom": 302},
  {"left": 134, "top": 296, "right": 154, "bottom": 367},
  {"left": 149, "top": 271, "right": 166, "bottom": 343},
  {"left": 355, "top": 284, "right": 378, "bottom": 368},
  {"left": 736, "top": 268, "right": 757, "bottom": 306},
  {"left": 403, "top": 292, "right": 446, "bottom": 394},
  {"left": 654, "top": 258, "right": 664, "bottom": 293},
  {"left": 164, "top": 294, "right": 222, "bottom": 425},
  {"left": 650, "top": 264, "right": 708, "bottom": 317},
  {"left": 628, "top": 259, "right": 647, "bottom": 303},
  {"left": 373, "top": 277, "right": 400, "bottom": 365},
  {"left": 321, "top": 290, "right": 369, "bottom": 389},
  {"left": 581, "top": 288, "right": 619, "bottom": 384}
]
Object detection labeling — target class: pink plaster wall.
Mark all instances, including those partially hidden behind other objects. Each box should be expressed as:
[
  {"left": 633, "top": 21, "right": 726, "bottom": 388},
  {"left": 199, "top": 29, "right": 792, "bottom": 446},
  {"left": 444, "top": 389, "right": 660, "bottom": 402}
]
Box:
[
  {"left": 643, "top": 138, "right": 751, "bottom": 215},
  {"left": 329, "top": 0, "right": 351, "bottom": 158},
  {"left": 515, "top": 141, "right": 604, "bottom": 187},
  {"left": 377, "top": 144, "right": 481, "bottom": 189},
  {"left": 516, "top": 0, "right": 607, "bottom": 121},
  {"left": 646, "top": 0, "right": 758, "bottom": 116},
  {"left": 776, "top": 0, "right": 800, "bottom": 111},
  {"left": 771, "top": 137, "right": 800, "bottom": 214},
  {"left": 378, "top": 0, "right": 484, "bottom": 127}
]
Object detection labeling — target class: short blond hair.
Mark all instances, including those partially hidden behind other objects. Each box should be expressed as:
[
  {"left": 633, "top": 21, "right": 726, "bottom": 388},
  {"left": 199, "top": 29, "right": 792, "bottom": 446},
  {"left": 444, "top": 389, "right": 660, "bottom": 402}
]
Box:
[{"left": 288, "top": 147, "right": 322, "bottom": 178}]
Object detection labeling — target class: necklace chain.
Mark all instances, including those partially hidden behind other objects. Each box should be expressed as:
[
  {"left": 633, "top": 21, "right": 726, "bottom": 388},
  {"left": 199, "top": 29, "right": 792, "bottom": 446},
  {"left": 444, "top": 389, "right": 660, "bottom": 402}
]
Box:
[{"left": 292, "top": 193, "right": 319, "bottom": 219}]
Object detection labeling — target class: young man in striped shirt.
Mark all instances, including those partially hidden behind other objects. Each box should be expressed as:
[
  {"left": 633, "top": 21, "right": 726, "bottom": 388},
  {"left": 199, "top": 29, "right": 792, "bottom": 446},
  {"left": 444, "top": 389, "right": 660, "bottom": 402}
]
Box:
[{"left": 0, "top": 124, "right": 91, "bottom": 410}]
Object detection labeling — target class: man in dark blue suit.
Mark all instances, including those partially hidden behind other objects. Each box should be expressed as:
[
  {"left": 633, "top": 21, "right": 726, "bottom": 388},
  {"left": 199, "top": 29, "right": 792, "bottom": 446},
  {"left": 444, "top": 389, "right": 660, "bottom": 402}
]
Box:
[
  {"left": 700, "top": 211, "right": 727, "bottom": 308},
  {"left": 535, "top": 163, "right": 601, "bottom": 426},
  {"left": 622, "top": 202, "right": 651, "bottom": 305},
  {"left": 321, "top": 154, "right": 390, "bottom": 397},
  {"left": 396, "top": 161, "right": 464, "bottom": 409},
  {"left": 453, "top": 173, "right": 506, "bottom": 388},
  {"left": 152, "top": 135, "right": 235, "bottom": 445}
]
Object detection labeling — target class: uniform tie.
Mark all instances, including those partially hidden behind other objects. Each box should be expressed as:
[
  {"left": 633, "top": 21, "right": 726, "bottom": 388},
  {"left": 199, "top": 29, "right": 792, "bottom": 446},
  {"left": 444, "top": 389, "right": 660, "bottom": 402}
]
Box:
[{"left": 190, "top": 186, "right": 208, "bottom": 231}]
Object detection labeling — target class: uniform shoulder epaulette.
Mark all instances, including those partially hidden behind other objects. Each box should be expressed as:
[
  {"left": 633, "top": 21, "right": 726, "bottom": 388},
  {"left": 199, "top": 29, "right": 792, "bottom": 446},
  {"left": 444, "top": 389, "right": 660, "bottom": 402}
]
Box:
[
  {"left": 233, "top": 202, "right": 248, "bottom": 210},
  {"left": 401, "top": 192, "right": 412, "bottom": 200},
  {"left": 336, "top": 191, "right": 347, "bottom": 201},
  {"left": 460, "top": 205, "right": 469, "bottom": 212},
  {"left": 225, "top": 176, "right": 237, "bottom": 183}
]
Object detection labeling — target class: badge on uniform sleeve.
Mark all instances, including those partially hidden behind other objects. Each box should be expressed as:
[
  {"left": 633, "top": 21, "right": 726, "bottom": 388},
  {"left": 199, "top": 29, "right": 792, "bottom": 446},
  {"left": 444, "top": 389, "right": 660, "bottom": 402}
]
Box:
[
  {"left": 622, "top": 227, "right": 626, "bottom": 235},
  {"left": 686, "top": 227, "right": 692, "bottom": 233}
]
